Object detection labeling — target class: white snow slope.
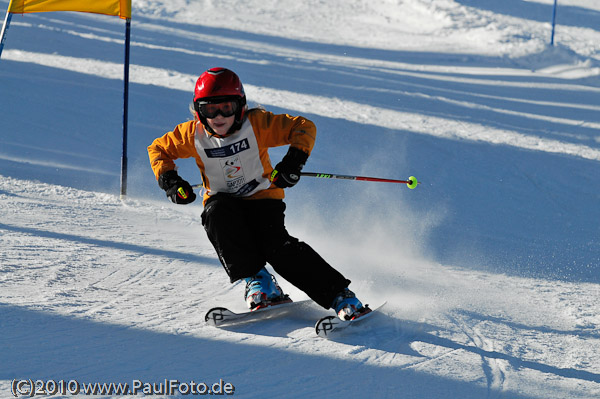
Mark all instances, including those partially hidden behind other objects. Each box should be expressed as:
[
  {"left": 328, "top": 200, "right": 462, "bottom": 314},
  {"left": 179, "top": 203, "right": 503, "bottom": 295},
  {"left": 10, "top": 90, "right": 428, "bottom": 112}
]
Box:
[{"left": 1, "top": 0, "right": 600, "bottom": 398}]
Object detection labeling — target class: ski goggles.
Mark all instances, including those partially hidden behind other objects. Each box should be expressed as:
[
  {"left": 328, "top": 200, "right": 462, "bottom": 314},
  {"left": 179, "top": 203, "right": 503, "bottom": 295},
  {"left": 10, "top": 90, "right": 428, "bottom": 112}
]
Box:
[{"left": 195, "top": 99, "right": 239, "bottom": 119}]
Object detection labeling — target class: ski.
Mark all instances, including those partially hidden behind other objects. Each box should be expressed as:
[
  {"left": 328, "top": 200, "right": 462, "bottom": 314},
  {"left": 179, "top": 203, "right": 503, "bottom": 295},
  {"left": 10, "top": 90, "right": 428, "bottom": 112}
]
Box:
[
  {"left": 205, "top": 298, "right": 310, "bottom": 327},
  {"left": 315, "top": 302, "right": 386, "bottom": 338}
]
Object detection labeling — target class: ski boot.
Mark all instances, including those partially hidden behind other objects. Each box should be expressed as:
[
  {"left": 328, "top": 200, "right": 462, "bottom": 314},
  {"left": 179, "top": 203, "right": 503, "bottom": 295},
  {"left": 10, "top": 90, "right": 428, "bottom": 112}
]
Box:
[
  {"left": 244, "top": 267, "right": 289, "bottom": 310},
  {"left": 331, "top": 288, "right": 367, "bottom": 321}
]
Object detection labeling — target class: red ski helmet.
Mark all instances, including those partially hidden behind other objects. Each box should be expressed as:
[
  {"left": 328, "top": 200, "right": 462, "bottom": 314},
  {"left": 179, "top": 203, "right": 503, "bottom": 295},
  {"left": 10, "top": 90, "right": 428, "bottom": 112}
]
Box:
[{"left": 193, "top": 68, "right": 247, "bottom": 135}]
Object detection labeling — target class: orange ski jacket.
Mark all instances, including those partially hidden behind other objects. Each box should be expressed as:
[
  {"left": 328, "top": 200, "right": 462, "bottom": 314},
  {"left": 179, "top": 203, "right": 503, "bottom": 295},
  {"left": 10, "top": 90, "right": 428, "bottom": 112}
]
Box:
[{"left": 148, "top": 109, "right": 316, "bottom": 205}]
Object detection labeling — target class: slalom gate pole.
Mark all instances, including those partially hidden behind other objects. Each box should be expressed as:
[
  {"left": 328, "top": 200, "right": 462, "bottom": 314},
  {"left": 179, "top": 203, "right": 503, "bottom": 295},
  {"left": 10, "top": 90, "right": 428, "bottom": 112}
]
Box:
[
  {"left": 0, "top": 9, "right": 12, "bottom": 59},
  {"left": 550, "top": 0, "right": 558, "bottom": 45},
  {"left": 300, "top": 172, "right": 419, "bottom": 189},
  {"left": 120, "top": 18, "right": 131, "bottom": 199}
]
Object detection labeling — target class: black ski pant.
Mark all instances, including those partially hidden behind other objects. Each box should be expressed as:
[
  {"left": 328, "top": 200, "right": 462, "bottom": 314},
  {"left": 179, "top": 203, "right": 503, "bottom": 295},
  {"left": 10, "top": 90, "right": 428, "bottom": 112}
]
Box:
[{"left": 201, "top": 195, "right": 350, "bottom": 309}]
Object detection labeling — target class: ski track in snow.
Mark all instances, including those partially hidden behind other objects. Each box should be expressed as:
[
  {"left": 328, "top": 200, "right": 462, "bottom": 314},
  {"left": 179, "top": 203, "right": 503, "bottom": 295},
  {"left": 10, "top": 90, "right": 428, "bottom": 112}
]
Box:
[{"left": 1, "top": 0, "right": 600, "bottom": 397}]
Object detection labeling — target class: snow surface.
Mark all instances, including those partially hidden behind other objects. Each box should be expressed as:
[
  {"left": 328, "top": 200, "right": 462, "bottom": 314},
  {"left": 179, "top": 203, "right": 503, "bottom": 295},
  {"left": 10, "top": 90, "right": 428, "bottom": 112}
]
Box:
[{"left": 1, "top": 0, "right": 600, "bottom": 397}]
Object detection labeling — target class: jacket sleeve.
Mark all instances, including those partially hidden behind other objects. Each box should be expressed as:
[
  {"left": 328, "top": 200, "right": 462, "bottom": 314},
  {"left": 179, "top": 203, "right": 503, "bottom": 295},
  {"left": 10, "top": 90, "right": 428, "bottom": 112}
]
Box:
[
  {"left": 249, "top": 109, "right": 316, "bottom": 155},
  {"left": 147, "top": 121, "right": 198, "bottom": 180}
]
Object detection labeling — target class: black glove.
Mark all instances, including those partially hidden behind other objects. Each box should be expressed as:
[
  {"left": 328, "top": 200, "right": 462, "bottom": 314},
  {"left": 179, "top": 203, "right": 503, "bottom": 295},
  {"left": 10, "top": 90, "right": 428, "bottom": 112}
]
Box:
[
  {"left": 158, "top": 170, "right": 197, "bottom": 204},
  {"left": 271, "top": 147, "right": 309, "bottom": 188}
]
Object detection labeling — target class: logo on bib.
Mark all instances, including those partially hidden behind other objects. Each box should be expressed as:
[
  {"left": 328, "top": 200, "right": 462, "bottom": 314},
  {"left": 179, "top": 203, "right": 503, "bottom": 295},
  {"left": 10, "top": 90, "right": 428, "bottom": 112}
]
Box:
[{"left": 221, "top": 156, "right": 245, "bottom": 191}]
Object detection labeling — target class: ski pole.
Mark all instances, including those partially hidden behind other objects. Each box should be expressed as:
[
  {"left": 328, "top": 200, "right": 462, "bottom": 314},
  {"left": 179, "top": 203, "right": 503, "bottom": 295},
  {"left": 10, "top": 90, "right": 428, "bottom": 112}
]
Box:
[
  {"left": 192, "top": 173, "right": 420, "bottom": 190},
  {"left": 300, "top": 172, "right": 419, "bottom": 189}
]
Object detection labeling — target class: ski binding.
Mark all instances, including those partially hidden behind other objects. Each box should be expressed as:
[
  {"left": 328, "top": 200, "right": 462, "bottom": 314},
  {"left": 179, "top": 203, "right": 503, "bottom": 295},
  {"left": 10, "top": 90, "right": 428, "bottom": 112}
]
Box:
[
  {"left": 315, "top": 302, "right": 386, "bottom": 338},
  {"left": 205, "top": 297, "right": 307, "bottom": 327}
]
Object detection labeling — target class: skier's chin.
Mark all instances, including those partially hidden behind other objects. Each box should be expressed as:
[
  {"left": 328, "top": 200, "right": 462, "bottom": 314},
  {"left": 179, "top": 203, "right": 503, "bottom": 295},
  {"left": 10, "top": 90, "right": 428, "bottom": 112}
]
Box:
[{"left": 209, "top": 120, "right": 234, "bottom": 135}]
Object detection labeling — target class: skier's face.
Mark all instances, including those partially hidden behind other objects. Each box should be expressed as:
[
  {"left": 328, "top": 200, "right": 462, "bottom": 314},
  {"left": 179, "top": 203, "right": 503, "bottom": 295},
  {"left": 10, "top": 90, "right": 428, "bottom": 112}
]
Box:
[{"left": 206, "top": 114, "right": 235, "bottom": 136}]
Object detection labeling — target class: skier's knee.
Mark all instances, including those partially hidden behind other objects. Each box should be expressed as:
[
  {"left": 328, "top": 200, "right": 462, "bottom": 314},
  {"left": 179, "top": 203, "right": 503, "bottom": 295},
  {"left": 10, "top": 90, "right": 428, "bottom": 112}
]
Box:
[{"left": 270, "top": 237, "right": 302, "bottom": 258}]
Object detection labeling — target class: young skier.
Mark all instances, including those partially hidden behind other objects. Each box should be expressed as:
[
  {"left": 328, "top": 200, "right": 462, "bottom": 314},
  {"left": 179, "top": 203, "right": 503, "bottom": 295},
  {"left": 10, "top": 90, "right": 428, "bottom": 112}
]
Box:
[{"left": 148, "top": 67, "right": 366, "bottom": 320}]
